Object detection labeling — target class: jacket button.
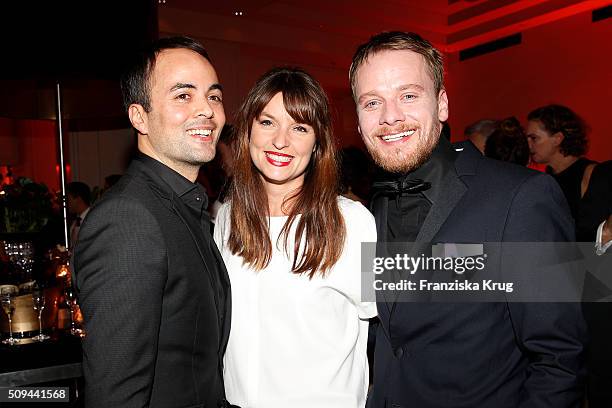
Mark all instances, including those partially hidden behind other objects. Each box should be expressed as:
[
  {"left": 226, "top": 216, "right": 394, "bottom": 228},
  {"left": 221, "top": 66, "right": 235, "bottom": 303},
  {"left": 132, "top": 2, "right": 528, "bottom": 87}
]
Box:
[{"left": 394, "top": 347, "right": 404, "bottom": 358}]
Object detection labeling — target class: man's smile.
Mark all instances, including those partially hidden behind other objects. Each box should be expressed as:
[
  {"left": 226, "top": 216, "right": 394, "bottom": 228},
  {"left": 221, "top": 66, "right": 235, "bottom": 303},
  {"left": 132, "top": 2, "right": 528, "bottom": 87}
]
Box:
[{"left": 379, "top": 129, "right": 416, "bottom": 143}]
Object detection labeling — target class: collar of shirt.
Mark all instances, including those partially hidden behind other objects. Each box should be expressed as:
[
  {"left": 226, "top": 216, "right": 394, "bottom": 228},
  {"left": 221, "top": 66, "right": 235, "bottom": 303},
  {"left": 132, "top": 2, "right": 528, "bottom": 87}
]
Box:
[
  {"left": 377, "top": 137, "right": 457, "bottom": 242},
  {"left": 134, "top": 152, "right": 208, "bottom": 213},
  {"left": 79, "top": 207, "right": 90, "bottom": 220},
  {"left": 405, "top": 136, "right": 458, "bottom": 204}
]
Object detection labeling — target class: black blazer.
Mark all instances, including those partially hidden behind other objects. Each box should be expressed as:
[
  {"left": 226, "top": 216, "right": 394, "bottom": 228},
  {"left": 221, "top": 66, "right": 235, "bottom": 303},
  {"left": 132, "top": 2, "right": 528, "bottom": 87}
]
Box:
[
  {"left": 74, "top": 157, "right": 231, "bottom": 408},
  {"left": 368, "top": 142, "right": 586, "bottom": 408}
]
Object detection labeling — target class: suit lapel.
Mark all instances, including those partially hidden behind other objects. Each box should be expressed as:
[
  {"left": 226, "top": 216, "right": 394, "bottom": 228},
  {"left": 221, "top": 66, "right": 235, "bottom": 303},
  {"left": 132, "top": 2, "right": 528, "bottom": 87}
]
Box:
[
  {"left": 388, "top": 162, "right": 468, "bottom": 308},
  {"left": 413, "top": 141, "right": 480, "bottom": 245},
  {"left": 209, "top": 239, "right": 232, "bottom": 359},
  {"left": 372, "top": 169, "right": 469, "bottom": 331},
  {"left": 415, "top": 169, "right": 467, "bottom": 244}
]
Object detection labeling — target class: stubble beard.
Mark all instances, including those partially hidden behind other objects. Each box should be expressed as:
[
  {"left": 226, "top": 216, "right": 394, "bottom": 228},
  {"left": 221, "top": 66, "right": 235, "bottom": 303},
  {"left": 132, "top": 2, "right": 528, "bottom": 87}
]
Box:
[
  {"left": 158, "top": 134, "right": 217, "bottom": 180},
  {"left": 175, "top": 129, "right": 218, "bottom": 166},
  {"left": 183, "top": 143, "right": 216, "bottom": 165},
  {"left": 365, "top": 121, "right": 441, "bottom": 174},
  {"left": 180, "top": 119, "right": 220, "bottom": 166}
]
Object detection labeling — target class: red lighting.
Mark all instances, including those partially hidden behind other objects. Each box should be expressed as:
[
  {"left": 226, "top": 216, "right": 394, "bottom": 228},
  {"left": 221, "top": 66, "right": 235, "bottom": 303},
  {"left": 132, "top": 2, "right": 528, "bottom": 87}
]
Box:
[{"left": 444, "top": 0, "right": 612, "bottom": 52}]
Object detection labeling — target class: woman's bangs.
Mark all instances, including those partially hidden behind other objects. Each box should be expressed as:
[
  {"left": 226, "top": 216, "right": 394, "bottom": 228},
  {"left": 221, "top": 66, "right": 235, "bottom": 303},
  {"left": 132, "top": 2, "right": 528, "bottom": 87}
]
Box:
[{"left": 282, "top": 87, "right": 318, "bottom": 127}]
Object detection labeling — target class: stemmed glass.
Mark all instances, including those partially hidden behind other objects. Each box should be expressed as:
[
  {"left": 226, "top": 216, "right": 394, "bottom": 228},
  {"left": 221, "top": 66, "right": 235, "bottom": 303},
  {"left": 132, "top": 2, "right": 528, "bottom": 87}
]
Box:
[
  {"left": 31, "top": 286, "right": 50, "bottom": 342},
  {"left": 1, "top": 286, "right": 18, "bottom": 345},
  {"left": 64, "top": 285, "right": 85, "bottom": 337}
]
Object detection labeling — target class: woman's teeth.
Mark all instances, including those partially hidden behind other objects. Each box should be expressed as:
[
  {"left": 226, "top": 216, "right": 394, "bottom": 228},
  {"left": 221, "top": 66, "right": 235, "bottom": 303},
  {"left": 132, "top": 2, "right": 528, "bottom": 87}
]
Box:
[
  {"left": 265, "top": 152, "right": 292, "bottom": 162},
  {"left": 382, "top": 130, "right": 415, "bottom": 142}
]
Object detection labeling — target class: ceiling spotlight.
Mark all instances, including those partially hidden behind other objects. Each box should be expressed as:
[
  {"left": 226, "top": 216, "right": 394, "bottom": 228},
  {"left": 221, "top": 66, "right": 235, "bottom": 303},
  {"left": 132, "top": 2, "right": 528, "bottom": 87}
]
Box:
[{"left": 234, "top": 11, "right": 244, "bottom": 16}]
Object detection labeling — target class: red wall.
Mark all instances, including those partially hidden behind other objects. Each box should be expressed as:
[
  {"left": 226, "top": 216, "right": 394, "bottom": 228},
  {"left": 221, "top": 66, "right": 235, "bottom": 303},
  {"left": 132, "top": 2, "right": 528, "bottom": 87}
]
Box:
[
  {"left": 0, "top": 117, "right": 59, "bottom": 191},
  {"left": 446, "top": 11, "right": 612, "bottom": 162}
]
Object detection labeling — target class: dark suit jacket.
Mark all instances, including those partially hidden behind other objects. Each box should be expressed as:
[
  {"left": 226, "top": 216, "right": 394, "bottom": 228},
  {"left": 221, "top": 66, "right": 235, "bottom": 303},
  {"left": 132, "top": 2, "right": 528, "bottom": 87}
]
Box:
[
  {"left": 74, "top": 157, "right": 231, "bottom": 408},
  {"left": 369, "top": 142, "right": 586, "bottom": 408}
]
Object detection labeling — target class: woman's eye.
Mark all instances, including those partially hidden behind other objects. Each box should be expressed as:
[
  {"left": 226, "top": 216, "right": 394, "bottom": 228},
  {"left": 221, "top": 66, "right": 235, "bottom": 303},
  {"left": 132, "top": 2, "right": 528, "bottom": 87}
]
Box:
[
  {"left": 294, "top": 125, "right": 309, "bottom": 133},
  {"left": 209, "top": 94, "right": 222, "bottom": 102},
  {"left": 260, "top": 119, "right": 272, "bottom": 126}
]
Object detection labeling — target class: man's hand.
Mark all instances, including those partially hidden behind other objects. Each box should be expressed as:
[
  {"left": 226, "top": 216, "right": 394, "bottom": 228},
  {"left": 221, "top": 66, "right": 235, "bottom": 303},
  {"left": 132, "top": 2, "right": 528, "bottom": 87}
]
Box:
[{"left": 603, "top": 214, "right": 612, "bottom": 246}]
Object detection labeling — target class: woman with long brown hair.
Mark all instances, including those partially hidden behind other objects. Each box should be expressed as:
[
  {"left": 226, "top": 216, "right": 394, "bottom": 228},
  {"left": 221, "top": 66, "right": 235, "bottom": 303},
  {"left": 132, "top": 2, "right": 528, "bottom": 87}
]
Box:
[{"left": 213, "top": 67, "right": 376, "bottom": 408}]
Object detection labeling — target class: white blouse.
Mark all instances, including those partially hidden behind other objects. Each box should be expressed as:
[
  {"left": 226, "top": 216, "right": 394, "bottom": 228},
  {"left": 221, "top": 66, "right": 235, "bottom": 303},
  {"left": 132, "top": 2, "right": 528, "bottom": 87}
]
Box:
[{"left": 214, "top": 196, "right": 377, "bottom": 408}]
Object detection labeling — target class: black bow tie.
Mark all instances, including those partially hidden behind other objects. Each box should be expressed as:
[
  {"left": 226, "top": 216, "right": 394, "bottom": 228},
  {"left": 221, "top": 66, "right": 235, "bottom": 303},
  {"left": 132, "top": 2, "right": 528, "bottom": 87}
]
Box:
[{"left": 372, "top": 178, "right": 431, "bottom": 196}]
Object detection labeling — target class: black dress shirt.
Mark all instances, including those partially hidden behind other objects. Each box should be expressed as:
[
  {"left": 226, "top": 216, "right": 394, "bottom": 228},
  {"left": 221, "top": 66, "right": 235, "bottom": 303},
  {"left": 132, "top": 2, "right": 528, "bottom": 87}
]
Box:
[
  {"left": 380, "top": 137, "right": 458, "bottom": 242},
  {"left": 135, "top": 153, "right": 227, "bottom": 330}
]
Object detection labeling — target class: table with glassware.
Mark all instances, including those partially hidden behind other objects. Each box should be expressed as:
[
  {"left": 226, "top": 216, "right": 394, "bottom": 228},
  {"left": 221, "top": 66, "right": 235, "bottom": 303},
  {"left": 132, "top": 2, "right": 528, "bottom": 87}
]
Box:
[
  {"left": 1, "top": 239, "right": 85, "bottom": 399},
  {"left": 0, "top": 284, "right": 84, "bottom": 389}
]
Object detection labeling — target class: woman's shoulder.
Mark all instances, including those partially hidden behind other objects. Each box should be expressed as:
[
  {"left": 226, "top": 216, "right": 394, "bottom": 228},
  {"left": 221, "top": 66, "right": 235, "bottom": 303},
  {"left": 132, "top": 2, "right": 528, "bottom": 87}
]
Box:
[
  {"left": 213, "top": 201, "right": 232, "bottom": 239},
  {"left": 215, "top": 201, "right": 230, "bottom": 220},
  {"left": 336, "top": 195, "right": 375, "bottom": 225}
]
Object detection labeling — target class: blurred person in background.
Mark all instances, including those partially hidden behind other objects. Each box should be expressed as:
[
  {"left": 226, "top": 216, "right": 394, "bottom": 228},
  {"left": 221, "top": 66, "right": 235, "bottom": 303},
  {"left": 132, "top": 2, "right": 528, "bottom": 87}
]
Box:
[
  {"left": 484, "top": 117, "right": 530, "bottom": 166},
  {"left": 66, "top": 181, "right": 91, "bottom": 250},
  {"left": 103, "top": 174, "right": 122, "bottom": 191},
  {"left": 579, "top": 159, "right": 612, "bottom": 408},
  {"left": 527, "top": 104, "right": 595, "bottom": 221},
  {"left": 528, "top": 105, "right": 612, "bottom": 407},
  {"left": 209, "top": 124, "right": 236, "bottom": 223},
  {"left": 339, "top": 146, "right": 374, "bottom": 206},
  {"left": 464, "top": 119, "right": 498, "bottom": 154}
]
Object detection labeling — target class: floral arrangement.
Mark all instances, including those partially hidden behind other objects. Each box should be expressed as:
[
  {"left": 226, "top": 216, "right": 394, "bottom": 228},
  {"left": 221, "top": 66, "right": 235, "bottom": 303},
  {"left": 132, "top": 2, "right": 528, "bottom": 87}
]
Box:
[{"left": 0, "top": 177, "right": 54, "bottom": 233}]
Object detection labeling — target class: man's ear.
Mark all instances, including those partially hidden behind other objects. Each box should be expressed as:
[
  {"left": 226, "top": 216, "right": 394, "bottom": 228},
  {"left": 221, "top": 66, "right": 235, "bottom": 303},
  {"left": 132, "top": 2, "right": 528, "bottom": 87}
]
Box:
[
  {"left": 128, "top": 104, "right": 148, "bottom": 135},
  {"left": 357, "top": 125, "right": 362, "bottom": 136},
  {"left": 437, "top": 89, "right": 449, "bottom": 122}
]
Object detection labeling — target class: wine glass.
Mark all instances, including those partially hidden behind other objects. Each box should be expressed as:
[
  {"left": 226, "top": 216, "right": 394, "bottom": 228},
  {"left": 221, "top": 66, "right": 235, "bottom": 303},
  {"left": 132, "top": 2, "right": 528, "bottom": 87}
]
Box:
[
  {"left": 31, "top": 287, "right": 50, "bottom": 341},
  {"left": 1, "top": 286, "right": 18, "bottom": 345},
  {"left": 64, "top": 286, "right": 85, "bottom": 337}
]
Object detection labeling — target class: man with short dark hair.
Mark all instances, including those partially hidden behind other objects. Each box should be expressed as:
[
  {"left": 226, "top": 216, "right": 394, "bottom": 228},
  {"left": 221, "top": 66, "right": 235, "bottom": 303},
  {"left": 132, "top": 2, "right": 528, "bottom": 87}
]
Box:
[
  {"left": 74, "top": 36, "right": 233, "bottom": 408},
  {"left": 66, "top": 181, "right": 91, "bottom": 249},
  {"left": 350, "top": 31, "right": 586, "bottom": 408}
]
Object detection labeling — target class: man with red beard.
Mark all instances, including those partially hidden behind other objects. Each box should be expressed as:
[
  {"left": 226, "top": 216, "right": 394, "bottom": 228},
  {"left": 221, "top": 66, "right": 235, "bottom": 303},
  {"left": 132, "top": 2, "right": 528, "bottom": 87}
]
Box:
[{"left": 350, "top": 31, "right": 586, "bottom": 408}]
